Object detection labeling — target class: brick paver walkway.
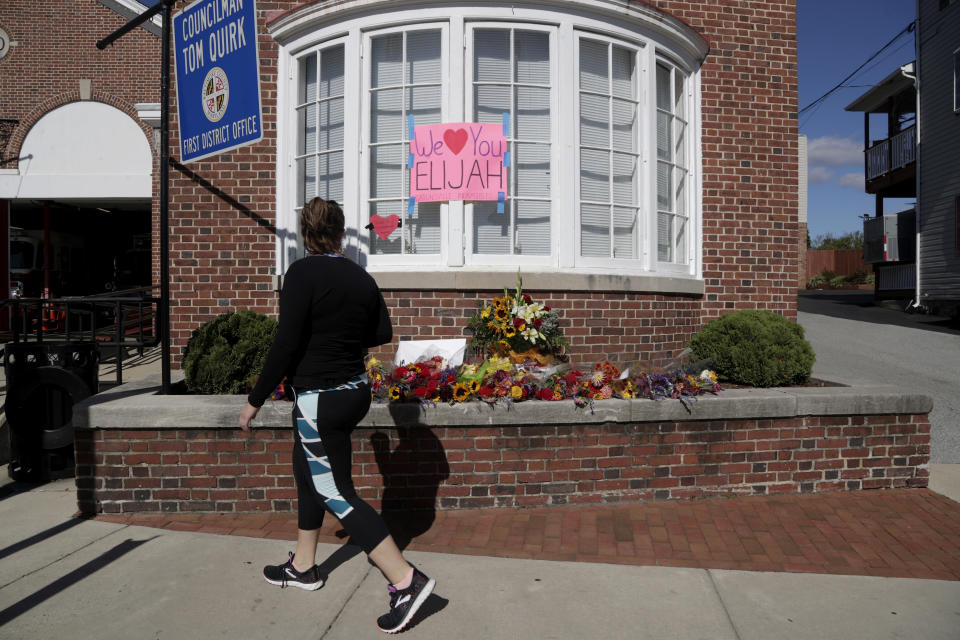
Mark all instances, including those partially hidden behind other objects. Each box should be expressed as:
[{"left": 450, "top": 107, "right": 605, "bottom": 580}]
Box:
[{"left": 92, "top": 489, "right": 960, "bottom": 581}]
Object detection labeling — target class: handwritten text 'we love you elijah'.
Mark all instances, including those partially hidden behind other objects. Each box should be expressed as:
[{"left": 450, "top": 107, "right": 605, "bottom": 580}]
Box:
[{"left": 409, "top": 123, "right": 508, "bottom": 203}]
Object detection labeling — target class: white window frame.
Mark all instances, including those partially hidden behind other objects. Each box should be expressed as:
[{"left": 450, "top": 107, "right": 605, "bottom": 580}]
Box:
[
  {"left": 361, "top": 23, "right": 451, "bottom": 267},
  {"left": 464, "top": 21, "right": 558, "bottom": 269},
  {"left": 274, "top": 3, "right": 704, "bottom": 281},
  {"left": 572, "top": 31, "right": 648, "bottom": 272}
]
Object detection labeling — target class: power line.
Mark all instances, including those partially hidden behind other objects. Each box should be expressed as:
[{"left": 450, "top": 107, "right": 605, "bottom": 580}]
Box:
[{"left": 799, "top": 21, "right": 915, "bottom": 115}]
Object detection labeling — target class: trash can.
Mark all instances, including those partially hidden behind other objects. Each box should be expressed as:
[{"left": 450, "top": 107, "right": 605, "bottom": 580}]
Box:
[{"left": 4, "top": 342, "right": 99, "bottom": 481}]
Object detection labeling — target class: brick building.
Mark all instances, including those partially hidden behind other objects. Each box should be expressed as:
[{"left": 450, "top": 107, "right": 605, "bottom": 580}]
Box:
[{"left": 0, "top": 0, "right": 799, "bottom": 368}]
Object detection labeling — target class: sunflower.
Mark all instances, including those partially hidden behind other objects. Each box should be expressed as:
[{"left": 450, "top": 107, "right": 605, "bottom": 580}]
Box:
[
  {"left": 452, "top": 382, "right": 470, "bottom": 402},
  {"left": 493, "top": 306, "right": 509, "bottom": 322},
  {"left": 486, "top": 320, "right": 502, "bottom": 332},
  {"left": 503, "top": 325, "right": 517, "bottom": 338},
  {"left": 467, "top": 379, "right": 480, "bottom": 394},
  {"left": 388, "top": 386, "right": 402, "bottom": 401}
]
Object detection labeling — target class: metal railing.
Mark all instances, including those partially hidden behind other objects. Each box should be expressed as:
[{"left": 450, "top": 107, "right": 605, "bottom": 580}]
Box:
[
  {"left": 865, "top": 125, "right": 916, "bottom": 181},
  {"left": 2, "top": 286, "right": 161, "bottom": 386}
]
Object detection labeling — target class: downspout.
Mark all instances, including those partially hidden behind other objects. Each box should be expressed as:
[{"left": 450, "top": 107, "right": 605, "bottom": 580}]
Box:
[{"left": 907, "top": 6, "right": 921, "bottom": 310}]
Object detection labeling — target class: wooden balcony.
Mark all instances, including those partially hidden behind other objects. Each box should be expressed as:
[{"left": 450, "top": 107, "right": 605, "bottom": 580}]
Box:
[{"left": 864, "top": 126, "right": 916, "bottom": 196}]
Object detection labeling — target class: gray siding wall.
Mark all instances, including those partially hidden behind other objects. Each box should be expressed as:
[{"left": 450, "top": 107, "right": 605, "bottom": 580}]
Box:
[{"left": 918, "top": 1, "right": 960, "bottom": 303}]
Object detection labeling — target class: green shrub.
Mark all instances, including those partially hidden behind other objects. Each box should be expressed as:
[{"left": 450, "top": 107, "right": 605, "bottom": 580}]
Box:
[
  {"left": 806, "top": 274, "right": 827, "bottom": 288},
  {"left": 829, "top": 275, "right": 848, "bottom": 288},
  {"left": 688, "top": 310, "right": 815, "bottom": 387},
  {"left": 848, "top": 268, "right": 868, "bottom": 285},
  {"left": 819, "top": 269, "right": 837, "bottom": 281},
  {"left": 183, "top": 311, "right": 278, "bottom": 394},
  {"left": 865, "top": 273, "right": 875, "bottom": 285}
]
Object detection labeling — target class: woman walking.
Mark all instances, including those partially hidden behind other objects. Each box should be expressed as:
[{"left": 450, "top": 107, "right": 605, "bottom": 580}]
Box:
[{"left": 238, "top": 198, "right": 434, "bottom": 634}]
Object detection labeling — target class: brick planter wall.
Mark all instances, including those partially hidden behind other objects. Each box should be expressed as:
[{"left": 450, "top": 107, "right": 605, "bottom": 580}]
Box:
[{"left": 73, "top": 384, "right": 932, "bottom": 516}]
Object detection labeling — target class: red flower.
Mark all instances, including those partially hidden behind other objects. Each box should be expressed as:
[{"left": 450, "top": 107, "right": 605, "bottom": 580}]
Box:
[
  {"left": 533, "top": 318, "right": 542, "bottom": 328},
  {"left": 479, "top": 385, "right": 495, "bottom": 398},
  {"left": 538, "top": 388, "right": 554, "bottom": 401},
  {"left": 428, "top": 380, "right": 439, "bottom": 392},
  {"left": 513, "top": 318, "right": 524, "bottom": 328},
  {"left": 414, "top": 386, "right": 429, "bottom": 398},
  {"left": 544, "top": 306, "right": 551, "bottom": 311},
  {"left": 523, "top": 294, "right": 532, "bottom": 303}
]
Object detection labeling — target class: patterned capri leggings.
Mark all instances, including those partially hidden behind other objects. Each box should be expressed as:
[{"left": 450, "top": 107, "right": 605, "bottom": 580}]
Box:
[{"left": 291, "top": 375, "right": 390, "bottom": 554}]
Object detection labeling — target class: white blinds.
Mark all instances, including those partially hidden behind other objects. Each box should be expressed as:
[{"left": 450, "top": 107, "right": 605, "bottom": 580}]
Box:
[
  {"left": 578, "top": 38, "right": 639, "bottom": 259},
  {"left": 472, "top": 28, "right": 551, "bottom": 256},
  {"left": 656, "top": 60, "right": 688, "bottom": 263},
  {"left": 369, "top": 30, "right": 443, "bottom": 255},
  {"left": 297, "top": 44, "right": 345, "bottom": 208}
]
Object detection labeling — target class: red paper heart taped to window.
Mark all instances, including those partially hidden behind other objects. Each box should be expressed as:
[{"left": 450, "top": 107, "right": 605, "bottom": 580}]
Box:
[
  {"left": 443, "top": 128, "right": 468, "bottom": 155},
  {"left": 370, "top": 214, "right": 400, "bottom": 240}
]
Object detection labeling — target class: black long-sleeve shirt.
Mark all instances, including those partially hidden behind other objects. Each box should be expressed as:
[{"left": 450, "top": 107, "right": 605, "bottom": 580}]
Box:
[{"left": 246, "top": 255, "right": 392, "bottom": 407}]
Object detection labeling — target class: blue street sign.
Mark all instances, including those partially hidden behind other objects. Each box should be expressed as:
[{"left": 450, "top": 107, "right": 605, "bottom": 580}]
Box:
[{"left": 173, "top": 0, "right": 262, "bottom": 163}]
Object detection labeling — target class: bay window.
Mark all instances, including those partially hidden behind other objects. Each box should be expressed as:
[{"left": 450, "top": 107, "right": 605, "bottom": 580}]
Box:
[{"left": 277, "top": 4, "right": 704, "bottom": 282}]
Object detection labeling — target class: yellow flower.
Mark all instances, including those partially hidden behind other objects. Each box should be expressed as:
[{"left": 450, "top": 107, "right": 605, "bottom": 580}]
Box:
[
  {"left": 510, "top": 385, "right": 523, "bottom": 399},
  {"left": 492, "top": 297, "right": 505, "bottom": 309},
  {"left": 480, "top": 306, "right": 491, "bottom": 318},
  {"left": 493, "top": 306, "right": 509, "bottom": 323},
  {"left": 452, "top": 382, "right": 470, "bottom": 402},
  {"left": 487, "top": 320, "right": 502, "bottom": 332},
  {"left": 388, "top": 386, "right": 401, "bottom": 401},
  {"left": 468, "top": 379, "right": 480, "bottom": 393},
  {"left": 503, "top": 325, "right": 517, "bottom": 338}
]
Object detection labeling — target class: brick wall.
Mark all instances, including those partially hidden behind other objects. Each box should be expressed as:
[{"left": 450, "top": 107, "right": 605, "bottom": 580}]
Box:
[{"left": 75, "top": 412, "right": 930, "bottom": 515}]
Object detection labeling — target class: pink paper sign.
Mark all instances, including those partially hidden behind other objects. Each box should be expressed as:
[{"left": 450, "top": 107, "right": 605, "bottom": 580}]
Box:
[{"left": 409, "top": 123, "right": 508, "bottom": 203}]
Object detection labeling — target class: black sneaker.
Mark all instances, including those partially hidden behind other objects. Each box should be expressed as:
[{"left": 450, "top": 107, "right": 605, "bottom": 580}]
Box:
[
  {"left": 376, "top": 567, "right": 435, "bottom": 634},
  {"left": 262, "top": 552, "right": 324, "bottom": 591}
]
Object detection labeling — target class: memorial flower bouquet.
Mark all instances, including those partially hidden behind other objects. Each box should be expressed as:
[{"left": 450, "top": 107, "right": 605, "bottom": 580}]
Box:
[{"left": 467, "top": 274, "right": 567, "bottom": 362}]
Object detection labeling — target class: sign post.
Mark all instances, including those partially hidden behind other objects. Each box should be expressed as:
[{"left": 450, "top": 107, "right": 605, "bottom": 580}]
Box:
[{"left": 173, "top": 0, "right": 263, "bottom": 162}]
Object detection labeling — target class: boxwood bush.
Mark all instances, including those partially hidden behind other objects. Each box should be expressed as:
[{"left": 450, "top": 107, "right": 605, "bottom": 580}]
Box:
[
  {"left": 688, "top": 310, "right": 815, "bottom": 387},
  {"left": 183, "top": 311, "right": 277, "bottom": 394}
]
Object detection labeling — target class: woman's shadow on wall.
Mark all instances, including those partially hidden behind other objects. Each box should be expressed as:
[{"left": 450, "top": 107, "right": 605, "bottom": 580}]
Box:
[{"left": 373, "top": 404, "right": 451, "bottom": 550}]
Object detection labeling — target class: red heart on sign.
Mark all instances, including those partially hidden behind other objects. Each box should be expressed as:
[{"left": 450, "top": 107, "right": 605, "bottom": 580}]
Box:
[
  {"left": 369, "top": 214, "right": 400, "bottom": 240},
  {"left": 443, "top": 128, "right": 468, "bottom": 155}
]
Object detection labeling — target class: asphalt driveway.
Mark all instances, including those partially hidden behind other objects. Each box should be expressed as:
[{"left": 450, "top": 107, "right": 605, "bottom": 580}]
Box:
[{"left": 798, "top": 290, "right": 960, "bottom": 463}]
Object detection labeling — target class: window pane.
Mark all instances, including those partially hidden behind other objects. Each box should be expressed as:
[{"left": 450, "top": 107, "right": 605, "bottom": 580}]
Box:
[
  {"left": 515, "top": 31, "right": 549, "bottom": 84},
  {"left": 657, "top": 111, "right": 672, "bottom": 161},
  {"left": 579, "top": 40, "right": 607, "bottom": 92},
  {"left": 371, "top": 89, "right": 403, "bottom": 143},
  {"left": 673, "top": 215, "right": 686, "bottom": 264},
  {"left": 657, "top": 161, "right": 671, "bottom": 211},
  {"left": 298, "top": 105, "right": 316, "bottom": 155},
  {"left": 317, "top": 152, "right": 343, "bottom": 202},
  {"left": 611, "top": 46, "right": 635, "bottom": 99},
  {"left": 473, "top": 200, "right": 511, "bottom": 254},
  {"left": 580, "top": 149, "right": 609, "bottom": 202},
  {"left": 475, "top": 85, "right": 511, "bottom": 124},
  {"left": 580, "top": 203, "right": 609, "bottom": 257},
  {"left": 516, "top": 86, "right": 550, "bottom": 140},
  {"left": 579, "top": 94, "right": 608, "bottom": 147},
  {"left": 475, "top": 29, "right": 510, "bottom": 82},
  {"left": 613, "top": 206, "right": 636, "bottom": 259},
  {"left": 516, "top": 200, "right": 550, "bottom": 255},
  {"left": 370, "top": 144, "right": 403, "bottom": 198},
  {"left": 612, "top": 152, "right": 636, "bottom": 206},
  {"left": 407, "top": 85, "right": 442, "bottom": 126},
  {"left": 612, "top": 98, "right": 636, "bottom": 152},
  {"left": 656, "top": 63, "right": 671, "bottom": 110},
  {"left": 657, "top": 212, "right": 672, "bottom": 262},
  {"left": 318, "top": 98, "right": 343, "bottom": 151},
  {"left": 406, "top": 30, "right": 441, "bottom": 84},
  {"left": 369, "top": 200, "right": 402, "bottom": 254},
  {"left": 372, "top": 35, "right": 402, "bottom": 88},
  {"left": 674, "top": 69, "right": 685, "bottom": 119},
  {"left": 410, "top": 201, "right": 441, "bottom": 254},
  {"left": 297, "top": 155, "right": 317, "bottom": 205},
  {"left": 320, "top": 45, "right": 344, "bottom": 99},
  {"left": 299, "top": 54, "right": 316, "bottom": 104},
  {"left": 516, "top": 143, "right": 550, "bottom": 197},
  {"left": 675, "top": 120, "right": 685, "bottom": 166}
]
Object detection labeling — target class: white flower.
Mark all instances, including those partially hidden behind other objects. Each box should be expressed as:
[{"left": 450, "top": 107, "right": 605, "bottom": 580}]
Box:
[
  {"left": 522, "top": 327, "right": 539, "bottom": 343},
  {"left": 699, "top": 369, "right": 717, "bottom": 383}
]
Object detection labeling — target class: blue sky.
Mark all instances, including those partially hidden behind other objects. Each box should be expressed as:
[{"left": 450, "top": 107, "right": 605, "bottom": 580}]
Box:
[{"left": 799, "top": 0, "right": 916, "bottom": 241}]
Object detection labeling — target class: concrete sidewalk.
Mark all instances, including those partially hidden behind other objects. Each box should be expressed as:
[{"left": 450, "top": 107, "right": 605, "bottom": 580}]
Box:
[{"left": 1, "top": 477, "right": 959, "bottom": 640}]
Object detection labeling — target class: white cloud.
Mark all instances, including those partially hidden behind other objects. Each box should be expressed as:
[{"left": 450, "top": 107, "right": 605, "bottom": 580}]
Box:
[
  {"left": 807, "top": 136, "right": 863, "bottom": 167},
  {"left": 808, "top": 166, "right": 834, "bottom": 184},
  {"left": 835, "top": 172, "right": 865, "bottom": 189}
]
